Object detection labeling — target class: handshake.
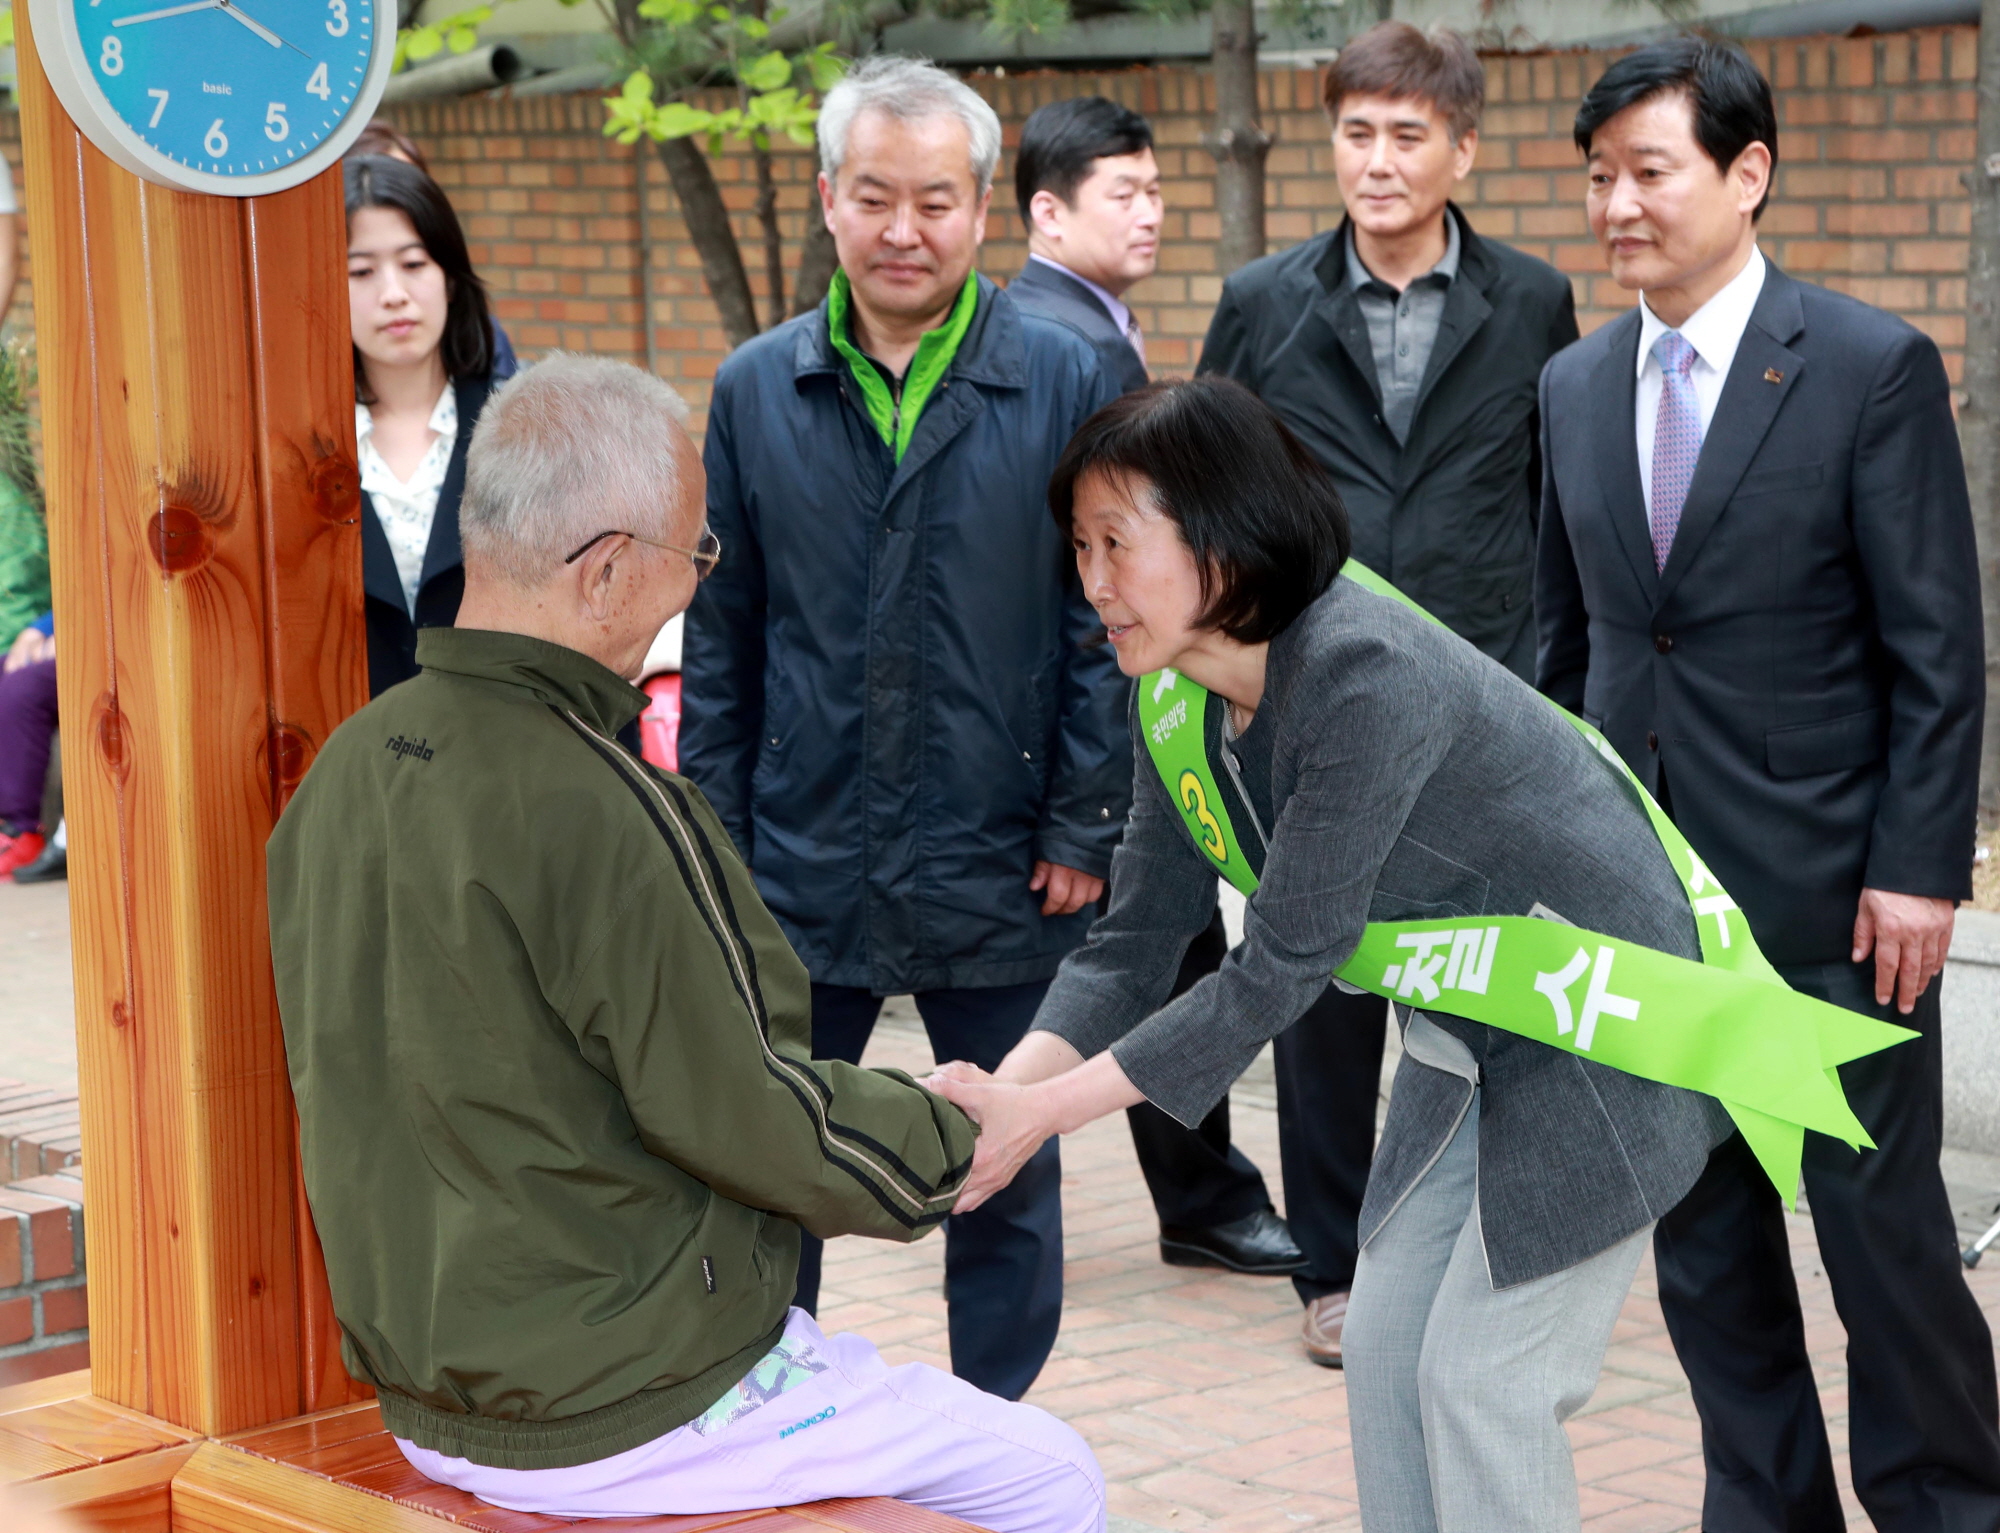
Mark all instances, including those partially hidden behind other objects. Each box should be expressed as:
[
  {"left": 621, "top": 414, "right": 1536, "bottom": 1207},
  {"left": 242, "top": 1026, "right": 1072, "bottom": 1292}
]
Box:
[{"left": 920, "top": 1033, "right": 1144, "bottom": 1212}]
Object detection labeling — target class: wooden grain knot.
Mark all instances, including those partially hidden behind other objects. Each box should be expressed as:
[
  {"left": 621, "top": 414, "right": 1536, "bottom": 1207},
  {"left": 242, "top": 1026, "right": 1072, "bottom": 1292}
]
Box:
[
  {"left": 95, "top": 693, "right": 132, "bottom": 781},
  {"left": 307, "top": 451, "right": 360, "bottom": 524},
  {"left": 267, "top": 723, "right": 314, "bottom": 788},
  {"left": 111, "top": 999, "right": 131, "bottom": 1030},
  {"left": 148, "top": 504, "right": 213, "bottom": 573}
]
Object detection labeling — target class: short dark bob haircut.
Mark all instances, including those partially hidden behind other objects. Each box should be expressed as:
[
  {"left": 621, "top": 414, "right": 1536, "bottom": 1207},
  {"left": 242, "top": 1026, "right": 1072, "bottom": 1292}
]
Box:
[
  {"left": 1048, "top": 377, "right": 1351, "bottom": 646},
  {"left": 1015, "top": 97, "right": 1154, "bottom": 225},
  {"left": 344, "top": 154, "right": 493, "bottom": 403},
  {"left": 1573, "top": 38, "right": 1778, "bottom": 219}
]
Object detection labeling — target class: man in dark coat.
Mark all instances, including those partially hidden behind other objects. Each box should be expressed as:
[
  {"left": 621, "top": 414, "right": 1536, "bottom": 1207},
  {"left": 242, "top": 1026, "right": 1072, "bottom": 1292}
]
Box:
[
  {"left": 1538, "top": 40, "right": 2000, "bottom": 1532},
  {"left": 680, "top": 57, "right": 1124, "bottom": 1404},
  {"left": 1008, "top": 95, "right": 1309, "bottom": 1287},
  {"left": 1194, "top": 21, "right": 1579, "bottom": 1369}
]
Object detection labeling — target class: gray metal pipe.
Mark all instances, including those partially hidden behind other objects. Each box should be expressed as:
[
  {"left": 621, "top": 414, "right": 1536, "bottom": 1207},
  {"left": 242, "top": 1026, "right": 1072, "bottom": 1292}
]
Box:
[
  {"left": 1582, "top": 0, "right": 1978, "bottom": 49},
  {"left": 379, "top": 44, "right": 527, "bottom": 103}
]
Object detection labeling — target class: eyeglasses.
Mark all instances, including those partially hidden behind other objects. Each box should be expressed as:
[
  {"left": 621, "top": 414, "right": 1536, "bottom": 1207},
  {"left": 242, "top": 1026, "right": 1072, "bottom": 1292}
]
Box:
[{"left": 562, "top": 526, "right": 722, "bottom": 580}]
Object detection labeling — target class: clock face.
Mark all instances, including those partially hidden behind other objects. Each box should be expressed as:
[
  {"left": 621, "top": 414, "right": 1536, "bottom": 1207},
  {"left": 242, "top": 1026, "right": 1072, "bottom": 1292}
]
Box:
[{"left": 31, "top": 0, "right": 393, "bottom": 195}]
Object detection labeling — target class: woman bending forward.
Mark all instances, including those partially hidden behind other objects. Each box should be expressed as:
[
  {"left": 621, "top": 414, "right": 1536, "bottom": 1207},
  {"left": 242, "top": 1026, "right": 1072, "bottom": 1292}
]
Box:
[{"left": 931, "top": 377, "right": 1730, "bottom": 1533}]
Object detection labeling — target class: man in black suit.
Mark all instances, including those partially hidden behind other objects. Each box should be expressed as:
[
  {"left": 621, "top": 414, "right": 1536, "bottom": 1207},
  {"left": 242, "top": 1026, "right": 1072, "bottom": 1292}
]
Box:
[
  {"left": 1538, "top": 39, "right": 2000, "bottom": 1532},
  {"left": 1008, "top": 96, "right": 1309, "bottom": 1287},
  {"left": 1194, "top": 21, "right": 1578, "bottom": 1368}
]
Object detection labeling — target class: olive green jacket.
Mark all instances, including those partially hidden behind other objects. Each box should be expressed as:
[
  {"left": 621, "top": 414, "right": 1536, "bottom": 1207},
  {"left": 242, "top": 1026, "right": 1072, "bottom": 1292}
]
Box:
[{"left": 267, "top": 628, "right": 975, "bottom": 1470}]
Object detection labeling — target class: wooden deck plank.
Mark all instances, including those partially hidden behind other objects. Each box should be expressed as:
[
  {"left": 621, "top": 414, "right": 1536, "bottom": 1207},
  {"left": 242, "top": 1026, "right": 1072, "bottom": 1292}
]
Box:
[
  {"left": 0, "top": 1370, "right": 94, "bottom": 1419},
  {"left": 0, "top": 1426, "right": 91, "bottom": 1481},
  {"left": 26, "top": 1441, "right": 194, "bottom": 1533},
  {"left": 0, "top": 1396, "right": 194, "bottom": 1466}
]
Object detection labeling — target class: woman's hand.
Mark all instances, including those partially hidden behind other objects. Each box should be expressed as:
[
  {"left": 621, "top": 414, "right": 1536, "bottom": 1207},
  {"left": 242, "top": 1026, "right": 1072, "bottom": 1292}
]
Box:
[
  {"left": 4, "top": 627, "right": 51, "bottom": 674},
  {"left": 930, "top": 1047, "right": 1148, "bottom": 1213},
  {"left": 931, "top": 1074, "right": 1061, "bottom": 1213}
]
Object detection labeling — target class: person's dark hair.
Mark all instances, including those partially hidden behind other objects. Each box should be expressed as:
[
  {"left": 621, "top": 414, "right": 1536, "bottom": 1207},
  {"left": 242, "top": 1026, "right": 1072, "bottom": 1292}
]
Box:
[
  {"left": 349, "top": 118, "right": 429, "bottom": 174},
  {"left": 1573, "top": 38, "right": 1778, "bottom": 218},
  {"left": 1014, "top": 97, "right": 1154, "bottom": 225},
  {"left": 1049, "top": 378, "right": 1351, "bottom": 645},
  {"left": 1321, "top": 22, "right": 1485, "bottom": 143},
  {"left": 344, "top": 155, "right": 493, "bottom": 403}
]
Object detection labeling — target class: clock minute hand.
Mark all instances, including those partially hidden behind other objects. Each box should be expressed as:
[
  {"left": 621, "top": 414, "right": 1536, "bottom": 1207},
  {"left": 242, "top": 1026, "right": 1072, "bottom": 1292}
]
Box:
[
  {"left": 112, "top": 0, "right": 221, "bottom": 24},
  {"left": 215, "top": 0, "right": 307, "bottom": 54}
]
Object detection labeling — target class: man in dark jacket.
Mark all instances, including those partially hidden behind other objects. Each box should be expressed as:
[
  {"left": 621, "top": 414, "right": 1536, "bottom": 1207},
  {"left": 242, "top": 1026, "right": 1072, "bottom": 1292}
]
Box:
[
  {"left": 681, "top": 57, "right": 1125, "bottom": 1403},
  {"left": 1540, "top": 42, "right": 2000, "bottom": 1531},
  {"left": 1008, "top": 95, "right": 1308, "bottom": 1288},
  {"left": 1195, "top": 21, "right": 1579, "bottom": 1368}
]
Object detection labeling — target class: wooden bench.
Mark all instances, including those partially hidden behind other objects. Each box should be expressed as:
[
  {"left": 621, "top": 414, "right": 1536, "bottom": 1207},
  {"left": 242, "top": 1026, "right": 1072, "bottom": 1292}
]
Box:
[{"left": 2, "top": 1372, "right": 975, "bottom": 1533}]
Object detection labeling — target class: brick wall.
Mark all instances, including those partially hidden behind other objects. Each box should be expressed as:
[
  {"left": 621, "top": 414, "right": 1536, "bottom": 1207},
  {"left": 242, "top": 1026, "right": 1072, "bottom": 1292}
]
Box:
[
  {"left": 381, "top": 23, "right": 1981, "bottom": 429},
  {"left": 0, "top": 1083, "right": 84, "bottom": 1381}
]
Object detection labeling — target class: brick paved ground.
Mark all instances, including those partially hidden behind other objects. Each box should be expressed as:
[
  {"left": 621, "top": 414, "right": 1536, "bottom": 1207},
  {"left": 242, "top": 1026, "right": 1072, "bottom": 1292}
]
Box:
[
  {"left": 6, "top": 919, "right": 2000, "bottom": 1528},
  {"left": 0, "top": 881, "right": 73, "bottom": 1091},
  {"left": 823, "top": 1003, "right": 2000, "bottom": 1533}
]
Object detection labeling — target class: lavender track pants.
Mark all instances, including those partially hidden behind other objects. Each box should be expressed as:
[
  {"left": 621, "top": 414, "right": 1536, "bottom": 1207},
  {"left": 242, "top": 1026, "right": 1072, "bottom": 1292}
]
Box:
[
  {"left": 396, "top": 1309, "right": 1106, "bottom": 1533},
  {"left": 0, "top": 658, "right": 56, "bottom": 828}
]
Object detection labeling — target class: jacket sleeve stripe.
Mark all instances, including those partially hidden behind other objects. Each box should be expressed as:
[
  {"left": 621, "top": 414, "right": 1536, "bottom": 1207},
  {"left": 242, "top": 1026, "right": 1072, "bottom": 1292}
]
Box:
[{"left": 551, "top": 710, "right": 960, "bottom": 1221}]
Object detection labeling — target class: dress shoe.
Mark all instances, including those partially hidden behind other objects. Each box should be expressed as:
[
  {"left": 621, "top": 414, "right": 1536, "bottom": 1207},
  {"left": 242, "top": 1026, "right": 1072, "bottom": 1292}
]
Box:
[
  {"left": 1301, "top": 1289, "right": 1349, "bottom": 1369},
  {"left": 12, "top": 840, "right": 65, "bottom": 883},
  {"left": 0, "top": 826, "right": 44, "bottom": 877},
  {"left": 1159, "top": 1208, "right": 1307, "bottom": 1275}
]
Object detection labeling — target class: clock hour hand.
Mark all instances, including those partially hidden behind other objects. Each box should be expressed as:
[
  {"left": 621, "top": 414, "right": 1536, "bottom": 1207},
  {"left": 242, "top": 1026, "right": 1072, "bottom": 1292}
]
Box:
[
  {"left": 112, "top": 0, "right": 221, "bottom": 24},
  {"left": 216, "top": 0, "right": 309, "bottom": 54}
]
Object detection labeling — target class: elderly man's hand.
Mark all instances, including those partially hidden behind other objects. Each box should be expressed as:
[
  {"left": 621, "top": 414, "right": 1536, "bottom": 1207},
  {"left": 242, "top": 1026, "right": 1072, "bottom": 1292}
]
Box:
[
  {"left": 1852, "top": 887, "right": 1955, "bottom": 1014},
  {"left": 931, "top": 1073, "right": 1055, "bottom": 1213},
  {"left": 4, "top": 626, "right": 50, "bottom": 674},
  {"left": 1031, "top": 861, "right": 1104, "bottom": 917}
]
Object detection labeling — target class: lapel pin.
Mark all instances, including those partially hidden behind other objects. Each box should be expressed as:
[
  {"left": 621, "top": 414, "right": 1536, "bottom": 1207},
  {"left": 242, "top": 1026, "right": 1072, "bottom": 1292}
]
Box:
[{"left": 1764, "top": 367, "right": 1785, "bottom": 384}]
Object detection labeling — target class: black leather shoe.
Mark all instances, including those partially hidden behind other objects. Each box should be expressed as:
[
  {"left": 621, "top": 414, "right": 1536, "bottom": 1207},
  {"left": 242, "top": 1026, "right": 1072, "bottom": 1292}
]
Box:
[
  {"left": 1160, "top": 1209, "right": 1307, "bottom": 1275},
  {"left": 12, "top": 841, "right": 65, "bottom": 883}
]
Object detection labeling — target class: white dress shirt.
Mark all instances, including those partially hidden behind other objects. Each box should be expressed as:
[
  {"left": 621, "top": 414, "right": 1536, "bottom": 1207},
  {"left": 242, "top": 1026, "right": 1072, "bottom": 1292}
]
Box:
[
  {"left": 356, "top": 385, "right": 457, "bottom": 616},
  {"left": 1635, "top": 246, "right": 1767, "bottom": 507}
]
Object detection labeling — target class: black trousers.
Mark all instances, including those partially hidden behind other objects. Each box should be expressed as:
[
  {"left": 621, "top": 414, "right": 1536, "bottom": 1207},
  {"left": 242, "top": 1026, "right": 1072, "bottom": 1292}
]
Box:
[
  {"left": 1124, "top": 911, "right": 1388, "bottom": 1304},
  {"left": 791, "top": 979, "right": 1061, "bottom": 1405},
  {"left": 1654, "top": 960, "right": 2000, "bottom": 1532}
]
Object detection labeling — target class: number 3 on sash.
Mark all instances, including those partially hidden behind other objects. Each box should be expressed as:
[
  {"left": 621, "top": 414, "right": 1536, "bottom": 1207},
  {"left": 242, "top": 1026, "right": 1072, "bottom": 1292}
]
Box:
[{"left": 1178, "top": 770, "right": 1228, "bottom": 863}]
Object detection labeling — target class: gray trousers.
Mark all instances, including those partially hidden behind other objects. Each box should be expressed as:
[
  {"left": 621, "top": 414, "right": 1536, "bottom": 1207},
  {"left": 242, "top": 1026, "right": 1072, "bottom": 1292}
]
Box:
[{"left": 1344, "top": 1079, "right": 1650, "bottom": 1533}]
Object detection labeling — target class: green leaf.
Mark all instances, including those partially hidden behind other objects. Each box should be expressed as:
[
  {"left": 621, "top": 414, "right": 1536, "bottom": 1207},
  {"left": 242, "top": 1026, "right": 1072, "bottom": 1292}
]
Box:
[
  {"left": 0, "top": 9, "right": 14, "bottom": 48},
  {"left": 654, "top": 102, "right": 717, "bottom": 138},
  {"left": 403, "top": 27, "right": 444, "bottom": 60},
  {"left": 741, "top": 49, "right": 791, "bottom": 90},
  {"left": 446, "top": 25, "right": 479, "bottom": 51},
  {"left": 738, "top": 15, "right": 768, "bottom": 37},
  {"left": 804, "top": 48, "right": 846, "bottom": 92},
  {"left": 622, "top": 68, "right": 655, "bottom": 102}
]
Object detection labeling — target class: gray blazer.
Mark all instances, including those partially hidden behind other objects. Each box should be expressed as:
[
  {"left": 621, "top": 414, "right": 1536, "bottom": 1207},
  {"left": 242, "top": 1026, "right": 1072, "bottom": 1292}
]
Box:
[{"left": 1035, "top": 576, "right": 1732, "bottom": 1286}]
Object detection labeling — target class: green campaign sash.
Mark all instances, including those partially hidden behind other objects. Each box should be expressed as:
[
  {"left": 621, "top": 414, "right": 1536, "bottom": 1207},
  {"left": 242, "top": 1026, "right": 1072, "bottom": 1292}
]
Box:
[{"left": 1135, "top": 563, "right": 1914, "bottom": 1203}]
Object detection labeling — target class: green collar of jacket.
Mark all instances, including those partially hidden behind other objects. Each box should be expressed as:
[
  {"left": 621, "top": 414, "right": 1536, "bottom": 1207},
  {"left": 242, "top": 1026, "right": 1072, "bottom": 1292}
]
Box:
[
  {"left": 826, "top": 269, "right": 979, "bottom": 463},
  {"left": 415, "top": 627, "right": 650, "bottom": 738}
]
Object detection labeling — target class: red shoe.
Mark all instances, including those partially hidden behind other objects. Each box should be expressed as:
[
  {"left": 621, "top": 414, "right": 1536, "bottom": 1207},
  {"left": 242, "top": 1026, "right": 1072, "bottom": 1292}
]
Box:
[{"left": 0, "top": 828, "right": 45, "bottom": 876}]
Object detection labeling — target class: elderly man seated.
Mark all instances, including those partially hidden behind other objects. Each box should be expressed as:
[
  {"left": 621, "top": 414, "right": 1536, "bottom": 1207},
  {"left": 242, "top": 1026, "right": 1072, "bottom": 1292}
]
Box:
[{"left": 267, "top": 355, "right": 1105, "bottom": 1533}]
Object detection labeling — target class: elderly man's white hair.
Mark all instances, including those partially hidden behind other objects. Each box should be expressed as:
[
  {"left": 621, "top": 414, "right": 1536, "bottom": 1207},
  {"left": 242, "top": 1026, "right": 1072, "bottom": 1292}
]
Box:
[
  {"left": 818, "top": 55, "right": 1002, "bottom": 195},
  {"left": 461, "top": 354, "right": 692, "bottom": 586}
]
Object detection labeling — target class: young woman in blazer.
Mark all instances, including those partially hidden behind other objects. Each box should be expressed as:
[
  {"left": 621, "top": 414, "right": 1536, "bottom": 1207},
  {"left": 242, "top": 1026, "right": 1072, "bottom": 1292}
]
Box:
[
  {"left": 346, "top": 155, "right": 498, "bottom": 696},
  {"left": 930, "top": 378, "right": 1733, "bottom": 1533}
]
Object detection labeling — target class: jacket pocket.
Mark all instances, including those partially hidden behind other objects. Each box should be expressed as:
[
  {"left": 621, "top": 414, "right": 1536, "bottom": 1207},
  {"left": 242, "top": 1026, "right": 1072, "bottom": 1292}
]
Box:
[
  {"left": 1735, "top": 461, "right": 1826, "bottom": 498},
  {"left": 1372, "top": 836, "right": 1491, "bottom": 921},
  {"left": 1765, "top": 707, "right": 1884, "bottom": 779}
]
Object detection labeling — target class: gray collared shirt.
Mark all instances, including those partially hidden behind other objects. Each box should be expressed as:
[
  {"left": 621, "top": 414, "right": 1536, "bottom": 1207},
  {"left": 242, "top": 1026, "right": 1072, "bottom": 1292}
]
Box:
[{"left": 1347, "top": 215, "right": 1460, "bottom": 443}]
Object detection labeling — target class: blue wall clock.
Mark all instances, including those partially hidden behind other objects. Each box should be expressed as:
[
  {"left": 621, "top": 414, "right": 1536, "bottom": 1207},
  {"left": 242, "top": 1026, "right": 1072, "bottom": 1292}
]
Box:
[{"left": 30, "top": 0, "right": 395, "bottom": 195}]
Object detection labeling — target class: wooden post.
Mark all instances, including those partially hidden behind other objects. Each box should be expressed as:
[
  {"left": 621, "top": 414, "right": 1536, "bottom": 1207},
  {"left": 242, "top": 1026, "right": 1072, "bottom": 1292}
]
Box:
[{"left": 13, "top": 0, "right": 371, "bottom": 1438}]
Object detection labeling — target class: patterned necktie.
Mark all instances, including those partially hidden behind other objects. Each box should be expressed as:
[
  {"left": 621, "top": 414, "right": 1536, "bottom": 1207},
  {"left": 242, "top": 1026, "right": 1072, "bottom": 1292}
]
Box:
[
  {"left": 1649, "top": 331, "right": 1701, "bottom": 573},
  {"left": 1125, "top": 313, "right": 1146, "bottom": 367}
]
